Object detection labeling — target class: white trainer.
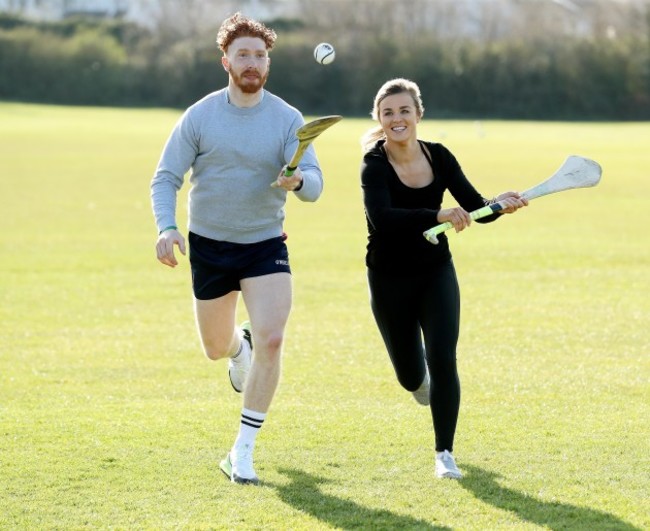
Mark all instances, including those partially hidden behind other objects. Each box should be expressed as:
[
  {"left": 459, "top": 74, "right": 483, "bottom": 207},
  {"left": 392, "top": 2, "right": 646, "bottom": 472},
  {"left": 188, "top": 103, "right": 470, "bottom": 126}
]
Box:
[
  {"left": 412, "top": 367, "right": 430, "bottom": 406},
  {"left": 435, "top": 450, "right": 462, "bottom": 479},
  {"left": 228, "top": 321, "right": 253, "bottom": 393},
  {"left": 230, "top": 443, "right": 259, "bottom": 485}
]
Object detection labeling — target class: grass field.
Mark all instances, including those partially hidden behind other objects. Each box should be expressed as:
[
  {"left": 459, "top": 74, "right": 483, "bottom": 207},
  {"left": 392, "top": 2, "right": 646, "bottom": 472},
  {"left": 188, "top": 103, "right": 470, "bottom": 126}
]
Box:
[{"left": 1, "top": 102, "right": 648, "bottom": 530}]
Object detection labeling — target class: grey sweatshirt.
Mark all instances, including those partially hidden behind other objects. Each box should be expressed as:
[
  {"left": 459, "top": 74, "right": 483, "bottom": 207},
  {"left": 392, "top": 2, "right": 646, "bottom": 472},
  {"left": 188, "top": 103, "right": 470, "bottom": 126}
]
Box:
[{"left": 151, "top": 88, "right": 323, "bottom": 243}]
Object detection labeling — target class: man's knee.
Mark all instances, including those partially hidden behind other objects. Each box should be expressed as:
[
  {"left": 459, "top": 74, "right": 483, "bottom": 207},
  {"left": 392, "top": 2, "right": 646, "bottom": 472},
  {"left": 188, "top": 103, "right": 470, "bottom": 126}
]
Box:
[
  {"left": 201, "top": 337, "right": 236, "bottom": 361},
  {"left": 253, "top": 330, "right": 284, "bottom": 362}
]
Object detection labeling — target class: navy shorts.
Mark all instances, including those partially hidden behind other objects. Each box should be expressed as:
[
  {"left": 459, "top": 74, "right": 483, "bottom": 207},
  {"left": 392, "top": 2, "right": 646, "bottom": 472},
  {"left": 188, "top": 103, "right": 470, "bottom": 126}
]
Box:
[{"left": 189, "top": 232, "right": 291, "bottom": 300}]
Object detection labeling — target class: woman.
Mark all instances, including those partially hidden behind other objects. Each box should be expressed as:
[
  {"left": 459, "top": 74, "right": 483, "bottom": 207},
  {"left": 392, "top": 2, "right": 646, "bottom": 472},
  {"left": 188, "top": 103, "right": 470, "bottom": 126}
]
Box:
[{"left": 360, "top": 78, "right": 527, "bottom": 479}]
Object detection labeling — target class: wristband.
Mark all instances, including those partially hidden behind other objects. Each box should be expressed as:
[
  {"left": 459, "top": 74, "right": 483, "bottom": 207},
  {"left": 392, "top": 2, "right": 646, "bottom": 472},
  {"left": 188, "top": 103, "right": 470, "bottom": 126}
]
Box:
[{"left": 159, "top": 225, "right": 177, "bottom": 235}]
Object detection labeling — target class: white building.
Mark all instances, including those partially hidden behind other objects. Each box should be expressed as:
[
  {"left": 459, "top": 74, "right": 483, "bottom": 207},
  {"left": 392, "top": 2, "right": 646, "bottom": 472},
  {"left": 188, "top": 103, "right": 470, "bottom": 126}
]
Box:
[
  {"left": 0, "top": 0, "right": 299, "bottom": 26},
  {"left": 0, "top": 0, "right": 129, "bottom": 20},
  {"left": 0, "top": 0, "right": 645, "bottom": 39}
]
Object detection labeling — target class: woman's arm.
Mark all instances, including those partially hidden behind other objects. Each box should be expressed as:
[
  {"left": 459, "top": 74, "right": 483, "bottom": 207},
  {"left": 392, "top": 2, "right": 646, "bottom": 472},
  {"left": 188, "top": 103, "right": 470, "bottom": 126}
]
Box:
[{"left": 361, "top": 157, "right": 438, "bottom": 234}]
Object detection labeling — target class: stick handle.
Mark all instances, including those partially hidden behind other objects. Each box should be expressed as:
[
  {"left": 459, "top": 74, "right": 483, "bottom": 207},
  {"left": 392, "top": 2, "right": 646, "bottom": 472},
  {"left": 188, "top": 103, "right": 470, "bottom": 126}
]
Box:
[
  {"left": 423, "top": 203, "right": 503, "bottom": 244},
  {"left": 270, "top": 148, "right": 303, "bottom": 186},
  {"left": 283, "top": 166, "right": 297, "bottom": 177}
]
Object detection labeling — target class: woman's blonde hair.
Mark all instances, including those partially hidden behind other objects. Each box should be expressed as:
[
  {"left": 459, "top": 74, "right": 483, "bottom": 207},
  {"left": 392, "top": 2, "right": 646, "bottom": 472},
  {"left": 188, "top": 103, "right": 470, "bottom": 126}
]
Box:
[{"left": 360, "top": 78, "right": 425, "bottom": 152}]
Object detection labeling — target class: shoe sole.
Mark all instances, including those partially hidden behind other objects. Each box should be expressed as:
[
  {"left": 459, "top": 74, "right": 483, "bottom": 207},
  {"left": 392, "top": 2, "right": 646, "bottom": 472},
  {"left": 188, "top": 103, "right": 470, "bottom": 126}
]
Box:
[
  {"left": 233, "top": 474, "right": 259, "bottom": 485},
  {"left": 412, "top": 392, "right": 430, "bottom": 406},
  {"left": 412, "top": 368, "right": 430, "bottom": 405},
  {"left": 229, "top": 321, "right": 254, "bottom": 393},
  {"left": 436, "top": 471, "right": 462, "bottom": 479},
  {"left": 240, "top": 321, "right": 253, "bottom": 349},
  {"left": 219, "top": 455, "right": 232, "bottom": 478},
  {"left": 229, "top": 372, "right": 243, "bottom": 393},
  {"left": 219, "top": 454, "right": 260, "bottom": 485}
]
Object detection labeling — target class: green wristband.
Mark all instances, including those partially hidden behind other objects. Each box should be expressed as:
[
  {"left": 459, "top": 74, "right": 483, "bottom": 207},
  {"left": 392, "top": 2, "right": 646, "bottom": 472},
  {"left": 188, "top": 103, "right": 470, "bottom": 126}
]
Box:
[{"left": 159, "top": 225, "right": 177, "bottom": 235}]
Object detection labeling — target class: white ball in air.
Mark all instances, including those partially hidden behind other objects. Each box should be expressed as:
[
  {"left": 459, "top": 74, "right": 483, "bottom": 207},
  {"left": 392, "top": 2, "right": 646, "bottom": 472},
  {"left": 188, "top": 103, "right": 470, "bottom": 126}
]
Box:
[{"left": 314, "top": 42, "right": 335, "bottom": 65}]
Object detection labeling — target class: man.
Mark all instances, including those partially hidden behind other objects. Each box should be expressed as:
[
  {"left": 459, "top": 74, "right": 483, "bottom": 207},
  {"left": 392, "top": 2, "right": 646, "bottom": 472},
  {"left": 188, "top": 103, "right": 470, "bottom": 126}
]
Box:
[{"left": 150, "top": 12, "right": 323, "bottom": 485}]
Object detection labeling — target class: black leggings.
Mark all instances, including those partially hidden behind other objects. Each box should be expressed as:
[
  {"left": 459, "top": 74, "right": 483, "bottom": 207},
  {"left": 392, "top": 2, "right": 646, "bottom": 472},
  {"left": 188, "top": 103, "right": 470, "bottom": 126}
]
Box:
[{"left": 367, "top": 260, "right": 461, "bottom": 452}]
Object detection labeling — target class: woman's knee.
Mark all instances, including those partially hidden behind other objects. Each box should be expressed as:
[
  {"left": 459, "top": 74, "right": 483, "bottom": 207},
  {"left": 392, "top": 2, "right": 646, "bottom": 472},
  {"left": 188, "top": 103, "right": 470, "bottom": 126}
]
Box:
[
  {"left": 429, "top": 354, "right": 458, "bottom": 382},
  {"left": 393, "top": 362, "right": 427, "bottom": 391}
]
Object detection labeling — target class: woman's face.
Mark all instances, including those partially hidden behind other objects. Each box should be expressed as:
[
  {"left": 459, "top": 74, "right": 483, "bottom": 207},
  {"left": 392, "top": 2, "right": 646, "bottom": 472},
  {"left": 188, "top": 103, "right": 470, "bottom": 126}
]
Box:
[{"left": 378, "top": 92, "right": 420, "bottom": 143}]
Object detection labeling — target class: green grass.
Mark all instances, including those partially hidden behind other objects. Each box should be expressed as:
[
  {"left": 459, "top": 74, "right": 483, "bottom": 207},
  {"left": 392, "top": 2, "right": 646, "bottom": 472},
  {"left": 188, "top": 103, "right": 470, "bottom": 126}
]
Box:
[{"left": 1, "top": 102, "right": 648, "bottom": 530}]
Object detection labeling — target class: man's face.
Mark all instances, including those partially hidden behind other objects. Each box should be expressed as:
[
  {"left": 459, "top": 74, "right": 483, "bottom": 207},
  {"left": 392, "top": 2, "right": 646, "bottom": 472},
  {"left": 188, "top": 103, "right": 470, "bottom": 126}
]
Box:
[{"left": 222, "top": 36, "right": 270, "bottom": 94}]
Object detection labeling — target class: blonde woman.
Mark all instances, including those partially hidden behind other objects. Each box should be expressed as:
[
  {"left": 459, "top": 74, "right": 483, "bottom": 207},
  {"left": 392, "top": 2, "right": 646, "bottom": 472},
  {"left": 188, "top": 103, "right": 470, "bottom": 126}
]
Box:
[{"left": 360, "top": 78, "right": 527, "bottom": 478}]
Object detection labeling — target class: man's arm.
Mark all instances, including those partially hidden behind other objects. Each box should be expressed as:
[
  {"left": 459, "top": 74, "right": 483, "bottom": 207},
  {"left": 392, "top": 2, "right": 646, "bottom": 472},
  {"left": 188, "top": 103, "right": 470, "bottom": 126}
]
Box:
[
  {"left": 290, "top": 144, "right": 323, "bottom": 202},
  {"left": 150, "top": 110, "right": 197, "bottom": 266},
  {"left": 156, "top": 228, "right": 186, "bottom": 268}
]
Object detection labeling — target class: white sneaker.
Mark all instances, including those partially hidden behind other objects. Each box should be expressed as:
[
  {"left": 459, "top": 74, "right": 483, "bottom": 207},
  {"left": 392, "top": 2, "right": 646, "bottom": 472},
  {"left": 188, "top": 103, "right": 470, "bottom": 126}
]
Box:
[
  {"left": 412, "top": 368, "right": 430, "bottom": 406},
  {"left": 220, "top": 443, "right": 259, "bottom": 485},
  {"left": 435, "top": 450, "right": 462, "bottom": 479},
  {"left": 228, "top": 321, "right": 253, "bottom": 393}
]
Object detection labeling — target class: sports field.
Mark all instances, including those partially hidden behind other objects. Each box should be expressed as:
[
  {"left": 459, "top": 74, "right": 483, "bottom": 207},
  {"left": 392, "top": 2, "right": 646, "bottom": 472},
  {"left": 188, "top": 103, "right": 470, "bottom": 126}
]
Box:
[{"left": 1, "top": 102, "right": 648, "bottom": 529}]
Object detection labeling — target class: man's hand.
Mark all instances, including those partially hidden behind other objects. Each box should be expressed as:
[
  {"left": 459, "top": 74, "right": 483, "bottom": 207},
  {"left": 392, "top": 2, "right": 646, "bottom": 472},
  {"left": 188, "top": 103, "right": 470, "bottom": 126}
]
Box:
[
  {"left": 156, "top": 229, "right": 186, "bottom": 268},
  {"left": 270, "top": 167, "right": 303, "bottom": 191}
]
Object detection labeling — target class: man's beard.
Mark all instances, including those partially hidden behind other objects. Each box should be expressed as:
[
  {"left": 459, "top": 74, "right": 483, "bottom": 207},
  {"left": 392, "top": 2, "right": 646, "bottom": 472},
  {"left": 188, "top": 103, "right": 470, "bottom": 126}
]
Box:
[{"left": 229, "top": 67, "right": 269, "bottom": 94}]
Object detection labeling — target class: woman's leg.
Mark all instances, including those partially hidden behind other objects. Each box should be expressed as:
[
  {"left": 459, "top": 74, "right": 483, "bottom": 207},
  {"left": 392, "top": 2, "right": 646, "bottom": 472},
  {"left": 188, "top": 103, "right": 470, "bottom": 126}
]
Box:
[
  {"left": 367, "top": 269, "right": 427, "bottom": 392},
  {"left": 418, "top": 260, "right": 461, "bottom": 452}
]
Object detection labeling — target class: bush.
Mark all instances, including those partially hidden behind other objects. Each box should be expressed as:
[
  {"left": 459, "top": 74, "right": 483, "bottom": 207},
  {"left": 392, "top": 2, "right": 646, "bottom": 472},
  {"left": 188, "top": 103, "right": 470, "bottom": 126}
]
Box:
[{"left": 0, "top": 14, "right": 648, "bottom": 119}]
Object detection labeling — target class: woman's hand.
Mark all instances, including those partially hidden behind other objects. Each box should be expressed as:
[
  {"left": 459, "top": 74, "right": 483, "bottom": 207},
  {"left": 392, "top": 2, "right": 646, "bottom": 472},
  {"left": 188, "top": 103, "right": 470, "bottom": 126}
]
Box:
[
  {"left": 494, "top": 192, "right": 529, "bottom": 213},
  {"left": 437, "top": 207, "right": 472, "bottom": 233}
]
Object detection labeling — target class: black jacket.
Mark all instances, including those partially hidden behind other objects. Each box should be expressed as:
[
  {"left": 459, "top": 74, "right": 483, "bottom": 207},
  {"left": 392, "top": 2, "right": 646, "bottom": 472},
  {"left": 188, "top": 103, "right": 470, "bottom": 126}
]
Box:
[{"left": 360, "top": 139, "right": 500, "bottom": 275}]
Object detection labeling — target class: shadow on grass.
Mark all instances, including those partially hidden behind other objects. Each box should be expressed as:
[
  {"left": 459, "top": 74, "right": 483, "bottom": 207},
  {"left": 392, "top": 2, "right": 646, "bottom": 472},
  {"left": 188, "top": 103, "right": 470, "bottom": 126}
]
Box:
[
  {"left": 459, "top": 464, "right": 641, "bottom": 530},
  {"left": 269, "top": 468, "right": 450, "bottom": 530}
]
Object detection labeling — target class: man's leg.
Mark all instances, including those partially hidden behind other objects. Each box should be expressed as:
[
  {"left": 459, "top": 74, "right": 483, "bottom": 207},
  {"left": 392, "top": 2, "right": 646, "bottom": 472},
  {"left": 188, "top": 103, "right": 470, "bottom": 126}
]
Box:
[
  {"left": 194, "top": 291, "right": 253, "bottom": 392},
  {"left": 193, "top": 291, "right": 241, "bottom": 361},
  {"left": 223, "top": 272, "right": 292, "bottom": 484},
  {"left": 241, "top": 272, "right": 292, "bottom": 412}
]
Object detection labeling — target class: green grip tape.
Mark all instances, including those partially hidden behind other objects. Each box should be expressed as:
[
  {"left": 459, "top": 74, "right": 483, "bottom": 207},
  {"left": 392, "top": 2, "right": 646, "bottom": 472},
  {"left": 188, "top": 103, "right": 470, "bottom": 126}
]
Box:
[{"left": 423, "top": 204, "right": 501, "bottom": 244}]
